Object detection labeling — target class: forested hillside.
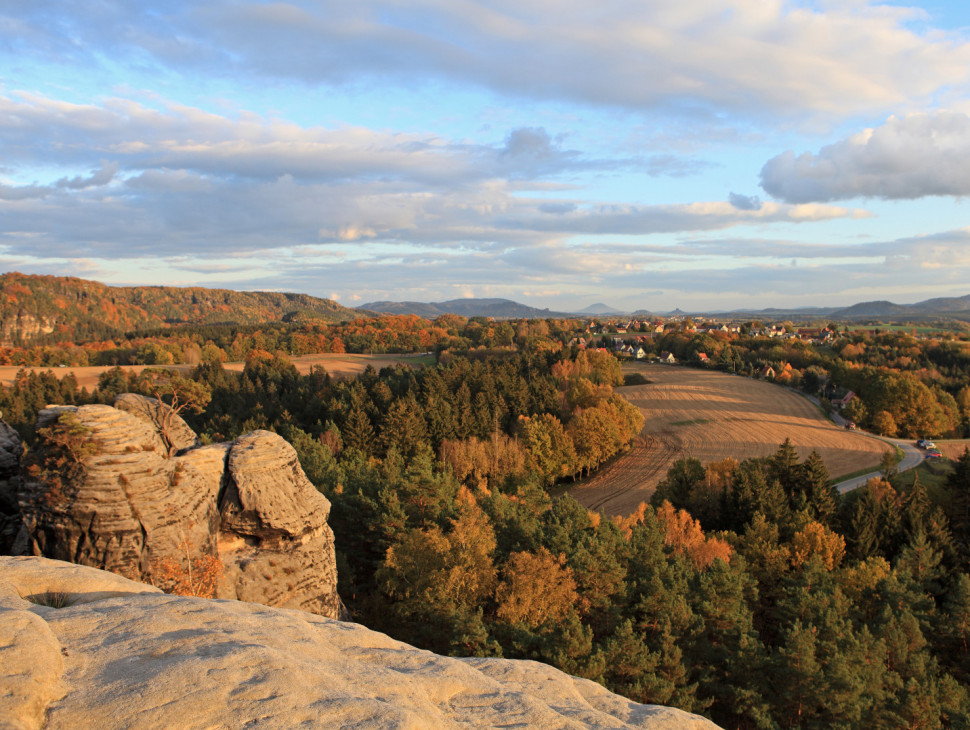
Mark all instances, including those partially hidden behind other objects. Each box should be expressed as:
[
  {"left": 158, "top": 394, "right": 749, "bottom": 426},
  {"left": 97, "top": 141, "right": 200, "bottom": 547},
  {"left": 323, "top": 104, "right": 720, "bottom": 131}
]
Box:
[{"left": 0, "top": 272, "right": 359, "bottom": 345}]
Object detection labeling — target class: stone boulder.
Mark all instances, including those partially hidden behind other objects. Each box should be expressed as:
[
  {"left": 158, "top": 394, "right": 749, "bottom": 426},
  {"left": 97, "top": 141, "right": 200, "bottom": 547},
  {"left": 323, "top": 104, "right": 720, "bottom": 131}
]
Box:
[
  {"left": 0, "top": 557, "right": 722, "bottom": 730},
  {"left": 12, "top": 395, "right": 342, "bottom": 618}
]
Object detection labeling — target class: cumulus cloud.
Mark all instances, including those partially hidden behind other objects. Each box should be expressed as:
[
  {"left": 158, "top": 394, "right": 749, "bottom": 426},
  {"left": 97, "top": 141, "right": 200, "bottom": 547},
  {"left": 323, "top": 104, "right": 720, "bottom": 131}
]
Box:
[
  {"left": 4, "top": 1, "right": 969, "bottom": 120},
  {"left": 761, "top": 112, "right": 970, "bottom": 202},
  {"left": 729, "top": 192, "right": 762, "bottom": 211},
  {"left": 0, "top": 93, "right": 604, "bottom": 187},
  {"left": 0, "top": 91, "right": 866, "bottom": 262},
  {"left": 0, "top": 162, "right": 118, "bottom": 200}
]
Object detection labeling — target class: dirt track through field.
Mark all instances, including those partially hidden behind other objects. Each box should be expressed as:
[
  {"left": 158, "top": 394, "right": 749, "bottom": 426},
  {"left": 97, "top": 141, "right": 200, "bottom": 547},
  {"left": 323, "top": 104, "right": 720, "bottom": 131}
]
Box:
[{"left": 570, "top": 364, "right": 891, "bottom": 517}]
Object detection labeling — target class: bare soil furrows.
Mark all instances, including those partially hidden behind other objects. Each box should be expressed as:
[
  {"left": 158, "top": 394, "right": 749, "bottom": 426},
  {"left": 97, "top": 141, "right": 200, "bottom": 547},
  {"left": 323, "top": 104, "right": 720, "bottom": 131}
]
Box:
[{"left": 570, "top": 364, "right": 891, "bottom": 517}]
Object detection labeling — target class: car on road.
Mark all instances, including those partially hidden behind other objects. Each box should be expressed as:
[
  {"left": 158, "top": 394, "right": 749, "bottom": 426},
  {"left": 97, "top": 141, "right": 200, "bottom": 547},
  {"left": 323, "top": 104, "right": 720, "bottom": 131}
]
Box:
[
  {"left": 926, "top": 449, "right": 943, "bottom": 459},
  {"left": 917, "top": 439, "right": 937, "bottom": 449}
]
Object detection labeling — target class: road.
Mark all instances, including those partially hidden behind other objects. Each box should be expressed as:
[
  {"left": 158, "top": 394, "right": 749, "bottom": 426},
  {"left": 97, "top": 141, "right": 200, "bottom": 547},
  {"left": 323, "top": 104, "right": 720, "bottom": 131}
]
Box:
[
  {"left": 833, "top": 437, "right": 924, "bottom": 493},
  {"left": 796, "top": 390, "right": 925, "bottom": 493}
]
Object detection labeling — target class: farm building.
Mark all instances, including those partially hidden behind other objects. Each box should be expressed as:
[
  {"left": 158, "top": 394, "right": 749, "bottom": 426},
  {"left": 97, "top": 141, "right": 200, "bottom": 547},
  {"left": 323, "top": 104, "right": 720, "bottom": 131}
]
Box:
[{"left": 832, "top": 390, "right": 856, "bottom": 408}]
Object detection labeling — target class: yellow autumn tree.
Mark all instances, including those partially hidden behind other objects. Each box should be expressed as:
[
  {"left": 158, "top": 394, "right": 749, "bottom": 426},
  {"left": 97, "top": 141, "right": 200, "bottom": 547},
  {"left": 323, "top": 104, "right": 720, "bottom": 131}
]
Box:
[
  {"left": 790, "top": 521, "right": 846, "bottom": 570},
  {"left": 380, "top": 487, "right": 497, "bottom": 613},
  {"left": 495, "top": 547, "right": 579, "bottom": 628}
]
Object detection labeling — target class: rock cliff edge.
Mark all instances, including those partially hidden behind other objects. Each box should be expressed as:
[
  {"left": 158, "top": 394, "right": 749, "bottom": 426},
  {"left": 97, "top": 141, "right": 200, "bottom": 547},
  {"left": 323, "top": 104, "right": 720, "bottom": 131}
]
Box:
[{"left": 0, "top": 556, "right": 721, "bottom": 730}]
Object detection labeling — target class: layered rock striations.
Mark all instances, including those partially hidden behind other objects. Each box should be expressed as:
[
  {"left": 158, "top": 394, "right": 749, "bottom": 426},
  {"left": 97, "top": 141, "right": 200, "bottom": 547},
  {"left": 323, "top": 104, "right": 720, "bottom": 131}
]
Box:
[
  {"left": 10, "top": 394, "right": 342, "bottom": 618},
  {"left": 0, "top": 556, "right": 722, "bottom": 730}
]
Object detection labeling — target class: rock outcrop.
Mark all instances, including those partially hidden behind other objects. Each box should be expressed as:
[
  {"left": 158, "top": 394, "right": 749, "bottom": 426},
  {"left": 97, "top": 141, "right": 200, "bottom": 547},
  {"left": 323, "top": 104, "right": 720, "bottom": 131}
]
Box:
[
  {"left": 0, "top": 556, "right": 722, "bottom": 730},
  {"left": 0, "top": 419, "right": 23, "bottom": 553},
  {"left": 11, "top": 395, "right": 342, "bottom": 618}
]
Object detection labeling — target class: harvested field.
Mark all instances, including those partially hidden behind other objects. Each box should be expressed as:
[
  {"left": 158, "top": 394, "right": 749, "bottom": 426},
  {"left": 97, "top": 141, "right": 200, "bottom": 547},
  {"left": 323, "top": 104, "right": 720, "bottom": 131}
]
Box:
[
  {"left": 0, "top": 353, "right": 432, "bottom": 390},
  {"left": 934, "top": 439, "right": 970, "bottom": 460},
  {"left": 570, "top": 363, "right": 892, "bottom": 517},
  {"left": 222, "top": 352, "right": 434, "bottom": 380}
]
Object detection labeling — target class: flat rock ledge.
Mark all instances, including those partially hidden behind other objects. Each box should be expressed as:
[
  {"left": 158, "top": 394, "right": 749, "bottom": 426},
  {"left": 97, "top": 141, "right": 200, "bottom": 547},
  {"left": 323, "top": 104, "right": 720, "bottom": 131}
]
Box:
[{"left": 0, "top": 557, "right": 721, "bottom": 730}]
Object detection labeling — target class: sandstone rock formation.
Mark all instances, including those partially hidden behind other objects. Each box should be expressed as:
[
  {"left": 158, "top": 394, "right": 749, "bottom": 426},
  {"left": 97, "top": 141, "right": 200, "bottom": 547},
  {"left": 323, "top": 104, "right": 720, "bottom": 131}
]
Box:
[
  {"left": 11, "top": 394, "right": 342, "bottom": 618},
  {"left": 0, "top": 556, "right": 722, "bottom": 730}
]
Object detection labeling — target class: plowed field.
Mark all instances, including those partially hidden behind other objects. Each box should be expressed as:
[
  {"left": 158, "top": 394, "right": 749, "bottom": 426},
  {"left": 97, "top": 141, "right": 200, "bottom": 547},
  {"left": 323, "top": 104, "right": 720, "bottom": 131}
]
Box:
[{"left": 570, "top": 363, "right": 891, "bottom": 517}]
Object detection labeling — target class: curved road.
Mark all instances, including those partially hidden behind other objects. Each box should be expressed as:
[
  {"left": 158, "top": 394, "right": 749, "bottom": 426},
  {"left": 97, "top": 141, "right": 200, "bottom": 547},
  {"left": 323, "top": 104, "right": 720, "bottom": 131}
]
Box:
[
  {"left": 796, "top": 391, "right": 924, "bottom": 493},
  {"left": 833, "top": 437, "right": 923, "bottom": 493}
]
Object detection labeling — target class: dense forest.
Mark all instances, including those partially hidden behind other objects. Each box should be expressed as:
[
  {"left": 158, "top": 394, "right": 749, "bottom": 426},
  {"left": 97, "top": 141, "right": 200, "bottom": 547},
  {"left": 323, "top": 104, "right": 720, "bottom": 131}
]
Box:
[
  {"left": 0, "top": 272, "right": 359, "bottom": 345},
  {"left": 4, "top": 325, "right": 970, "bottom": 728}
]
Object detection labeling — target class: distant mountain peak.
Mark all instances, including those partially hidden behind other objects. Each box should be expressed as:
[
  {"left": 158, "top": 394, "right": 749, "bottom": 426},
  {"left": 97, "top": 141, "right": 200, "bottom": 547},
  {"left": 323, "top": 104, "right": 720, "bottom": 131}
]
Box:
[
  {"left": 579, "top": 303, "right": 623, "bottom": 315},
  {"left": 357, "top": 297, "right": 574, "bottom": 319}
]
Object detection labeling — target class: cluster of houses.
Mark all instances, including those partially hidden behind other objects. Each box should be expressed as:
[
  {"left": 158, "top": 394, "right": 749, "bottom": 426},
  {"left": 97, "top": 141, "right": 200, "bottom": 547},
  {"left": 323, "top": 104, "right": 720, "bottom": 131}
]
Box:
[
  {"left": 583, "top": 320, "right": 667, "bottom": 336},
  {"left": 762, "top": 326, "right": 837, "bottom": 344},
  {"left": 581, "top": 318, "right": 838, "bottom": 345}
]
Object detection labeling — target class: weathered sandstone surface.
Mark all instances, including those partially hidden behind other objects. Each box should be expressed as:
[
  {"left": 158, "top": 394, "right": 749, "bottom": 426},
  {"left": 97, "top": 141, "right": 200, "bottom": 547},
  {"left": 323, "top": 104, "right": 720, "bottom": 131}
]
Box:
[
  {"left": 10, "top": 395, "right": 342, "bottom": 618},
  {"left": 0, "top": 556, "right": 722, "bottom": 730}
]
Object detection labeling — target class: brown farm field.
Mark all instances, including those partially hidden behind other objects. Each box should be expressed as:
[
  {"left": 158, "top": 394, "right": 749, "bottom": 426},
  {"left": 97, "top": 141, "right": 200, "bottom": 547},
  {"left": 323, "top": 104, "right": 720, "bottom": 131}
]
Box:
[
  {"left": 934, "top": 439, "right": 970, "bottom": 460},
  {"left": 570, "top": 363, "right": 892, "bottom": 517},
  {"left": 0, "top": 352, "right": 433, "bottom": 390}
]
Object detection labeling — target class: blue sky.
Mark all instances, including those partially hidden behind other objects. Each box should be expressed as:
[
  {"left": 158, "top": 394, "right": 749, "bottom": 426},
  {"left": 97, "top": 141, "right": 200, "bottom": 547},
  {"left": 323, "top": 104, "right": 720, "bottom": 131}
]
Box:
[{"left": 2, "top": 1, "right": 970, "bottom": 313}]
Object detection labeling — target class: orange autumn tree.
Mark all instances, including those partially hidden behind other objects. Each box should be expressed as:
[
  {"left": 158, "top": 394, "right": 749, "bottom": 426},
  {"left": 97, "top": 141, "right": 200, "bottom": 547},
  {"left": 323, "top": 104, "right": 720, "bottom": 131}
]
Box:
[{"left": 655, "top": 500, "right": 733, "bottom": 569}]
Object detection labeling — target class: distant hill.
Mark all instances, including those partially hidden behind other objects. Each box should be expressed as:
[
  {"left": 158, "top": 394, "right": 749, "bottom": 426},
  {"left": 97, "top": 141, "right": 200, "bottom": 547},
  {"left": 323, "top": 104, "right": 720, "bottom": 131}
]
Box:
[
  {"left": 828, "top": 294, "right": 970, "bottom": 320},
  {"left": 0, "top": 272, "right": 360, "bottom": 345},
  {"left": 830, "top": 300, "right": 912, "bottom": 318},
  {"left": 910, "top": 294, "right": 970, "bottom": 314},
  {"left": 578, "top": 303, "right": 623, "bottom": 315},
  {"left": 696, "top": 295, "right": 970, "bottom": 322},
  {"left": 358, "top": 298, "right": 575, "bottom": 319}
]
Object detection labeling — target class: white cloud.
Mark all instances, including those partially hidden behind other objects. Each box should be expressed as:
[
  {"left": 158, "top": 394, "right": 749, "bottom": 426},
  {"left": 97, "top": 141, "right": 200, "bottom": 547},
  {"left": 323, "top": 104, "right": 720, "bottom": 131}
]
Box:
[
  {"left": 761, "top": 111, "right": 970, "bottom": 202},
  {"left": 0, "top": 92, "right": 866, "bottom": 262},
  {"left": 0, "top": 93, "right": 613, "bottom": 188},
  {"left": 4, "top": 1, "right": 969, "bottom": 120}
]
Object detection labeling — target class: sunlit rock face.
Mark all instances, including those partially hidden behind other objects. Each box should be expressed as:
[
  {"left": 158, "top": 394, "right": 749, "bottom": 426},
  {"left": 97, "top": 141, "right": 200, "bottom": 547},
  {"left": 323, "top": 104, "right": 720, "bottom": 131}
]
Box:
[{"left": 11, "top": 394, "right": 342, "bottom": 618}]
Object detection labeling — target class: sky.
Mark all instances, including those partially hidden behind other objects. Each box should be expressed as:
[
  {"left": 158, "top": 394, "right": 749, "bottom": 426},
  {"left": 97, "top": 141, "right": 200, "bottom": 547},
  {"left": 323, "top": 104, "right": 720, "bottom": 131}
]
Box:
[{"left": 2, "top": 1, "right": 970, "bottom": 313}]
